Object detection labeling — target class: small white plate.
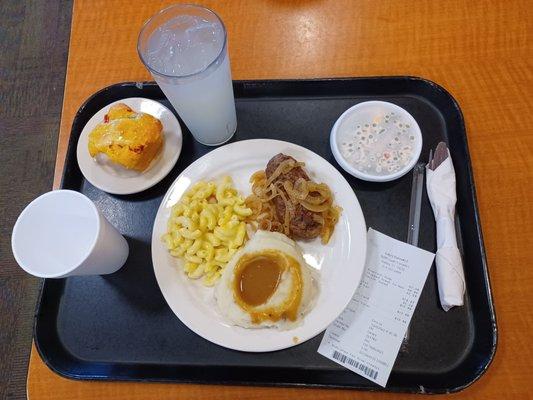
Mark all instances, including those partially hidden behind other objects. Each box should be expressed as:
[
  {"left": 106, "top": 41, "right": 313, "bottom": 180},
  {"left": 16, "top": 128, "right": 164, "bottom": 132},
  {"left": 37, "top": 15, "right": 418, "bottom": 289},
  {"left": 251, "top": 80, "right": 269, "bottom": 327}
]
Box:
[
  {"left": 76, "top": 97, "right": 182, "bottom": 195},
  {"left": 151, "top": 139, "right": 367, "bottom": 352}
]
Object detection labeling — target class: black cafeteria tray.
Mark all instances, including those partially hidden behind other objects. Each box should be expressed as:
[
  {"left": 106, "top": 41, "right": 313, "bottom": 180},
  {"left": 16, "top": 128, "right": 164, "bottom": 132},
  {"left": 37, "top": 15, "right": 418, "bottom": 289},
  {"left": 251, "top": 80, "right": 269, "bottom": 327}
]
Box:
[{"left": 34, "top": 77, "right": 496, "bottom": 393}]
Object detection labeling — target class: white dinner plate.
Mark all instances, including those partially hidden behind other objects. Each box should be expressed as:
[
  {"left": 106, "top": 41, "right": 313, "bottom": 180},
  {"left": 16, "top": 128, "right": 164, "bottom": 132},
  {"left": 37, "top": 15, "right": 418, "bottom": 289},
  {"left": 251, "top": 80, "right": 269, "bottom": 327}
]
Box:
[
  {"left": 151, "top": 139, "right": 367, "bottom": 352},
  {"left": 77, "top": 97, "right": 182, "bottom": 195}
]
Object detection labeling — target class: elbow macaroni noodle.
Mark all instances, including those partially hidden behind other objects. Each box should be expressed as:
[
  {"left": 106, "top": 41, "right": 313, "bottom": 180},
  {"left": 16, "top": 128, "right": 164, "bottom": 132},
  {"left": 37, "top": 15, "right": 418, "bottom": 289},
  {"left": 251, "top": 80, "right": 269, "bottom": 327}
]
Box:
[{"left": 162, "top": 177, "right": 252, "bottom": 286}]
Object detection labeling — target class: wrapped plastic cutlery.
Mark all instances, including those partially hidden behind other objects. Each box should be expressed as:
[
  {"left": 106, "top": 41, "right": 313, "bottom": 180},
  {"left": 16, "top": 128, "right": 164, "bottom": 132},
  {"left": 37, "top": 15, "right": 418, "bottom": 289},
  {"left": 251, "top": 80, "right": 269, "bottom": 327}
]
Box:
[{"left": 426, "top": 142, "right": 465, "bottom": 311}]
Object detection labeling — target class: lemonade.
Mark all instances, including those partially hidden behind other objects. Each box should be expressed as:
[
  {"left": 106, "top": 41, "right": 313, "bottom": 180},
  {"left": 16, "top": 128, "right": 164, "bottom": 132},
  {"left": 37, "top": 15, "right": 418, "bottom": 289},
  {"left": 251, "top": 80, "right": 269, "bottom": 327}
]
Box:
[{"left": 138, "top": 6, "right": 237, "bottom": 145}]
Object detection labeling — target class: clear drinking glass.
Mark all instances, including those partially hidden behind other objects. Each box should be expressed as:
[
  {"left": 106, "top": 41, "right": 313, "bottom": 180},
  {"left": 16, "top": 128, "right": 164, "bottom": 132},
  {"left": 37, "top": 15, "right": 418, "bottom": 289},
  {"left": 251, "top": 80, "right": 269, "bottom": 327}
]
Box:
[{"left": 138, "top": 4, "right": 237, "bottom": 146}]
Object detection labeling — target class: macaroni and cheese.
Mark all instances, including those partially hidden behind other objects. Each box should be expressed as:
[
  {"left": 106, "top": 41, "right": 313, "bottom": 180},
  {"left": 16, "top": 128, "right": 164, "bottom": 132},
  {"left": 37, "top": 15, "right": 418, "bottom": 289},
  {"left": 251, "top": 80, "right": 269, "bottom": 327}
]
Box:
[{"left": 162, "top": 177, "right": 252, "bottom": 286}]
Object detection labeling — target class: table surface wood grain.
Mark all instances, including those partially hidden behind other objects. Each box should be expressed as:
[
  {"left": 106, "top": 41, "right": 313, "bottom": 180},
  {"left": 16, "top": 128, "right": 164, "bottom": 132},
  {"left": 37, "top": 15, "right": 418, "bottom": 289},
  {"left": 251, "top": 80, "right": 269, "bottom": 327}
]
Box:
[{"left": 27, "top": 0, "right": 532, "bottom": 398}]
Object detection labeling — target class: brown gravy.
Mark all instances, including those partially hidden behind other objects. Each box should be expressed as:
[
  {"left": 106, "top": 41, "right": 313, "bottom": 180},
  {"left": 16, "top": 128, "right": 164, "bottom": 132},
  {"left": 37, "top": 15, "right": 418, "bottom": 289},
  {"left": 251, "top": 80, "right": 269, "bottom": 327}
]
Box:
[{"left": 235, "top": 253, "right": 283, "bottom": 306}]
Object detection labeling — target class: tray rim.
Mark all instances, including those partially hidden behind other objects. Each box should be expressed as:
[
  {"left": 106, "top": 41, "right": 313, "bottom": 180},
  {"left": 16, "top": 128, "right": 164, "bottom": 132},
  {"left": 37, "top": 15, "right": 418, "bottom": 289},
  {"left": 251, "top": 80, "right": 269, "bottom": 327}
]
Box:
[{"left": 34, "top": 75, "right": 497, "bottom": 394}]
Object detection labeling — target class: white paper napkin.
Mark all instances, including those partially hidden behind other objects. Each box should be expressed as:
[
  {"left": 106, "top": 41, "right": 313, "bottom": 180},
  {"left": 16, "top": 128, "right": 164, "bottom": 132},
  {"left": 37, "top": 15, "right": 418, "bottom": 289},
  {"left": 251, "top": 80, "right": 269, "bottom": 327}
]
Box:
[{"left": 426, "top": 152, "right": 465, "bottom": 311}]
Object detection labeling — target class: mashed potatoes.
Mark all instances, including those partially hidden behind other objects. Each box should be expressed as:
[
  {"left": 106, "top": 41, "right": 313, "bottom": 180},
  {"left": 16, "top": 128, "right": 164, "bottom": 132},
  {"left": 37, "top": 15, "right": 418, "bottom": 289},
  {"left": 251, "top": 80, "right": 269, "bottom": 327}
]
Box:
[
  {"left": 162, "top": 177, "right": 252, "bottom": 286},
  {"left": 215, "top": 230, "right": 317, "bottom": 329}
]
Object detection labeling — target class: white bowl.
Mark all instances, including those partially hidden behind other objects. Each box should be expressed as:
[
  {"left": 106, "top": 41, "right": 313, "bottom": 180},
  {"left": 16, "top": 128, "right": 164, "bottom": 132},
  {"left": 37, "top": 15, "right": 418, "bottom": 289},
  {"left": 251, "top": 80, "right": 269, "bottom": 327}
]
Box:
[{"left": 330, "top": 101, "right": 422, "bottom": 182}]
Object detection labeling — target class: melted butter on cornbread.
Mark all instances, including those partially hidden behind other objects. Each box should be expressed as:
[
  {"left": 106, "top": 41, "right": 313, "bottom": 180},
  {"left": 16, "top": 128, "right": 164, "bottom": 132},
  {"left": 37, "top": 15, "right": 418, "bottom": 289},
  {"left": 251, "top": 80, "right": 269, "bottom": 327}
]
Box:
[{"left": 88, "top": 103, "right": 163, "bottom": 171}]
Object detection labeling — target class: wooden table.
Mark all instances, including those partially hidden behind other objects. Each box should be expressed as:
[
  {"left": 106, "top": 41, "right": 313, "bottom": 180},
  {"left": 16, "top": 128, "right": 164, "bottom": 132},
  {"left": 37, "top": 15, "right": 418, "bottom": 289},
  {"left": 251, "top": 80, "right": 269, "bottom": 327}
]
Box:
[{"left": 27, "top": 0, "right": 532, "bottom": 398}]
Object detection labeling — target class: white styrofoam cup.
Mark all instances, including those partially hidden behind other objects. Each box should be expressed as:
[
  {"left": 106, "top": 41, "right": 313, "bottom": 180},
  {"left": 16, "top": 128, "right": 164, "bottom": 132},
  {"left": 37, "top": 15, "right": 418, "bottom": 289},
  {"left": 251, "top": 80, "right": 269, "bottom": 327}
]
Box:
[{"left": 11, "top": 190, "right": 129, "bottom": 278}]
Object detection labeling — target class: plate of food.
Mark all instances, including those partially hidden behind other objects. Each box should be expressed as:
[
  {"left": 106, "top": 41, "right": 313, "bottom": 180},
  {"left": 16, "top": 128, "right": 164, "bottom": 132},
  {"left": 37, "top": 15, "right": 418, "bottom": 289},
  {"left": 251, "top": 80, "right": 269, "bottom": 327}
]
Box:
[
  {"left": 151, "top": 139, "right": 367, "bottom": 352},
  {"left": 76, "top": 97, "right": 182, "bottom": 194}
]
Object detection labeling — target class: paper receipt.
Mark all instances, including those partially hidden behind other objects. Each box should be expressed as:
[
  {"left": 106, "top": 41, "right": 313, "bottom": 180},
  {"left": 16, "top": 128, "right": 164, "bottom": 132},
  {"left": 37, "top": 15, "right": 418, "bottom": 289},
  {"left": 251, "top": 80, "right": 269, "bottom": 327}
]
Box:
[{"left": 318, "top": 228, "right": 435, "bottom": 387}]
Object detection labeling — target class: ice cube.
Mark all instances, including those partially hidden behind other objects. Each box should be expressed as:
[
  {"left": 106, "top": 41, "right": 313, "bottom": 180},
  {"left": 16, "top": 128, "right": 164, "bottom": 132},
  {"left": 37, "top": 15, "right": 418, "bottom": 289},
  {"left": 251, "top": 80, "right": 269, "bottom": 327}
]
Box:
[{"left": 144, "top": 15, "right": 224, "bottom": 76}]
